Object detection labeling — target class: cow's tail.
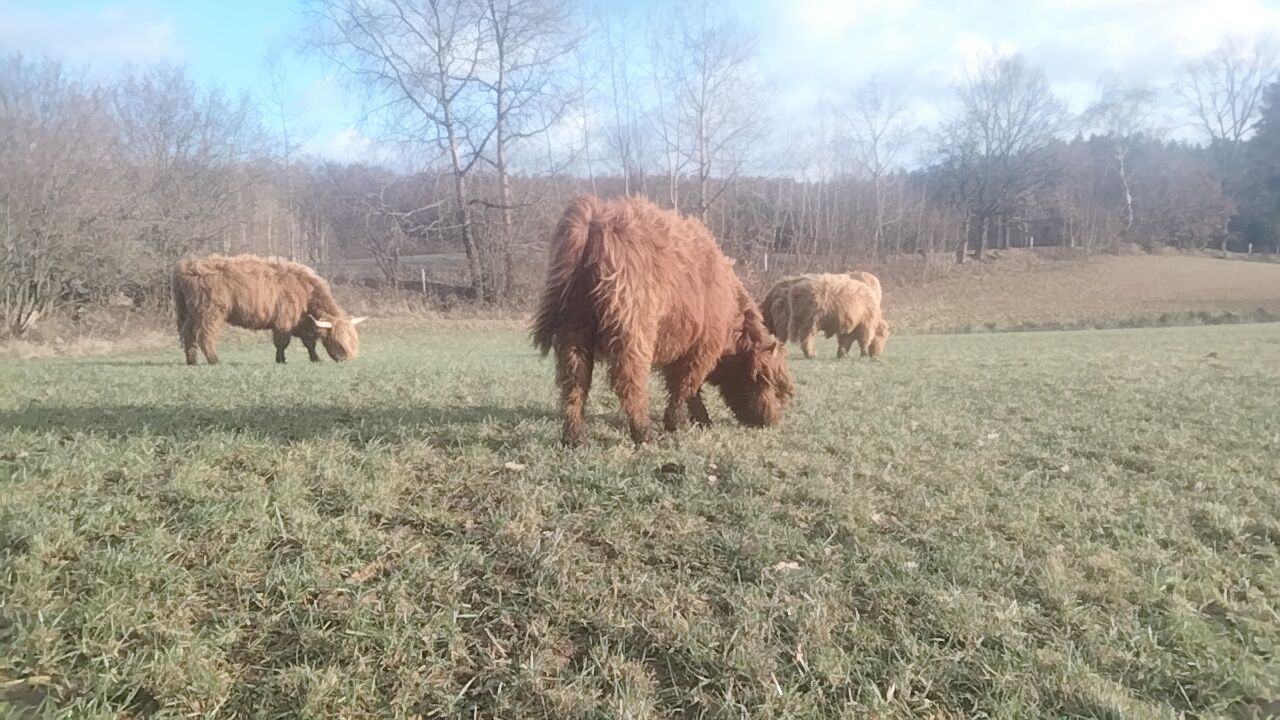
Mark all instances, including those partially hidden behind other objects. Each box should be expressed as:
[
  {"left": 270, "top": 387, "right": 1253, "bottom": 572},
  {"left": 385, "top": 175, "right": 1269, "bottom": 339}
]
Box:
[{"left": 531, "top": 196, "right": 600, "bottom": 356}]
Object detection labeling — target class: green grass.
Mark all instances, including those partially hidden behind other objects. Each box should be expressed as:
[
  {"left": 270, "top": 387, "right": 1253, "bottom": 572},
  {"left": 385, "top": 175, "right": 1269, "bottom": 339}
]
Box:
[{"left": 2, "top": 323, "right": 1279, "bottom": 719}]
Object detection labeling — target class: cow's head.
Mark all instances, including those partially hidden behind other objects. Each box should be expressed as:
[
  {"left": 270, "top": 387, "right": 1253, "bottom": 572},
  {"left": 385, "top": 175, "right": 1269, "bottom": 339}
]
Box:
[
  {"left": 708, "top": 298, "right": 794, "bottom": 427},
  {"left": 709, "top": 338, "right": 794, "bottom": 427},
  {"left": 868, "top": 319, "right": 889, "bottom": 358},
  {"left": 309, "top": 314, "right": 366, "bottom": 361}
]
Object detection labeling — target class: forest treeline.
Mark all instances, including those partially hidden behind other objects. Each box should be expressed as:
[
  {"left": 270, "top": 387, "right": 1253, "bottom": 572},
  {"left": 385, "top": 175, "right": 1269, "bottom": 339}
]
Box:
[{"left": 2, "top": 0, "right": 1278, "bottom": 336}]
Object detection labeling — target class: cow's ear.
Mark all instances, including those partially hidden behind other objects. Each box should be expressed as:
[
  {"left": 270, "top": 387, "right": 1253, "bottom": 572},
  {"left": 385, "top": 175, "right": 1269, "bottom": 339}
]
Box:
[{"left": 351, "top": 316, "right": 367, "bottom": 325}]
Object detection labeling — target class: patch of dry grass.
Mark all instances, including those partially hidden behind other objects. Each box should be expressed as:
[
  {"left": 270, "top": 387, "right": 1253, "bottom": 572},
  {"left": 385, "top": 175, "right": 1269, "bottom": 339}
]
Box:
[{"left": 884, "top": 251, "right": 1280, "bottom": 332}]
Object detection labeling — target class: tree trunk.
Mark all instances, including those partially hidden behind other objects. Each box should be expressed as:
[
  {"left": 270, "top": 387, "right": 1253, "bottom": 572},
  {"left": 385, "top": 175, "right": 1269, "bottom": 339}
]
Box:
[
  {"left": 1118, "top": 149, "right": 1134, "bottom": 241},
  {"left": 440, "top": 83, "right": 485, "bottom": 301},
  {"left": 974, "top": 214, "right": 989, "bottom": 260},
  {"left": 496, "top": 90, "right": 513, "bottom": 301}
]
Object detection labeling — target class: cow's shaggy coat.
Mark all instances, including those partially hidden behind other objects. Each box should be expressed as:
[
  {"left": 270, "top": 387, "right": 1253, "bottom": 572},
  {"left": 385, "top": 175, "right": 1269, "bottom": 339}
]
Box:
[
  {"left": 847, "top": 270, "right": 883, "bottom": 304},
  {"left": 761, "top": 275, "right": 804, "bottom": 341},
  {"left": 764, "top": 273, "right": 889, "bottom": 359},
  {"left": 532, "top": 195, "right": 794, "bottom": 445},
  {"left": 173, "top": 254, "right": 365, "bottom": 365}
]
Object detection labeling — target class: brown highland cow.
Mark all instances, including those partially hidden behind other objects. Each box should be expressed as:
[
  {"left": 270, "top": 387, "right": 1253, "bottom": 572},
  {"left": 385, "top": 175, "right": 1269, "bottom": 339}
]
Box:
[
  {"left": 173, "top": 254, "right": 365, "bottom": 365},
  {"left": 764, "top": 273, "right": 888, "bottom": 359},
  {"left": 532, "top": 195, "right": 794, "bottom": 446}
]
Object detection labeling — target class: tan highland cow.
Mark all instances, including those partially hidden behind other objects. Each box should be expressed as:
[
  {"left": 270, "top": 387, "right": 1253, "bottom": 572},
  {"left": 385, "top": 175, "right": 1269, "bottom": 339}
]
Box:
[
  {"left": 173, "top": 254, "right": 365, "bottom": 365},
  {"left": 763, "top": 273, "right": 888, "bottom": 359},
  {"left": 760, "top": 275, "right": 804, "bottom": 339},
  {"left": 532, "top": 195, "right": 794, "bottom": 446},
  {"left": 847, "top": 270, "right": 882, "bottom": 304}
]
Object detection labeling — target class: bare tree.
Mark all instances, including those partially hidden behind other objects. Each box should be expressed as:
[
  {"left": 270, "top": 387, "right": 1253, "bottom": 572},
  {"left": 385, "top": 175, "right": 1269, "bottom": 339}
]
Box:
[
  {"left": 601, "top": 15, "right": 647, "bottom": 196},
  {"left": 845, "top": 78, "right": 914, "bottom": 255},
  {"left": 568, "top": 34, "right": 600, "bottom": 195},
  {"left": 1178, "top": 36, "right": 1279, "bottom": 172},
  {"left": 655, "top": 0, "right": 766, "bottom": 220},
  {"left": 1084, "top": 76, "right": 1160, "bottom": 239},
  {"left": 478, "top": 0, "right": 578, "bottom": 298},
  {"left": 306, "top": 0, "right": 498, "bottom": 300},
  {"left": 259, "top": 50, "right": 315, "bottom": 260},
  {"left": 648, "top": 21, "right": 688, "bottom": 209},
  {"left": 112, "top": 63, "right": 261, "bottom": 302},
  {"left": 0, "top": 57, "right": 117, "bottom": 335},
  {"left": 938, "top": 51, "right": 1068, "bottom": 261}
]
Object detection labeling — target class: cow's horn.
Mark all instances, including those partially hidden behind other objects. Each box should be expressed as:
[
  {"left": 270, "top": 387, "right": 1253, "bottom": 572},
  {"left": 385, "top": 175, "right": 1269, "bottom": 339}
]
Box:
[
  {"left": 351, "top": 316, "right": 367, "bottom": 325},
  {"left": 309, "top": 314, "right": 334, "bottom": 329}
]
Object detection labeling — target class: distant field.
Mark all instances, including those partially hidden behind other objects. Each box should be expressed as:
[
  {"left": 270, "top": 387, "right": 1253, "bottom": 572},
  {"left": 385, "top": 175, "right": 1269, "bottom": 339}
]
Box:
[
  {"left": 850, "top": 251, "right": 1280, "bottom": 333},
  {"left": 2, "top": 324, "right": 1278, "bottom": 718}
]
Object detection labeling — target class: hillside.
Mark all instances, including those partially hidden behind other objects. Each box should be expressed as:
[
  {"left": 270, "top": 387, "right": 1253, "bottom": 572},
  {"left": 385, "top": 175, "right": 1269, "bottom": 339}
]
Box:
[{"left": 870, "top": 250, "right": 1280, "bottom": 332}]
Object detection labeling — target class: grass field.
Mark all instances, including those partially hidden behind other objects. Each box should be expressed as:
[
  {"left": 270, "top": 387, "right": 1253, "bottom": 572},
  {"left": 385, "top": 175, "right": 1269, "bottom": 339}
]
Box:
[{"left": 2, "top": 323, "right": 1279, "bottom": 718}]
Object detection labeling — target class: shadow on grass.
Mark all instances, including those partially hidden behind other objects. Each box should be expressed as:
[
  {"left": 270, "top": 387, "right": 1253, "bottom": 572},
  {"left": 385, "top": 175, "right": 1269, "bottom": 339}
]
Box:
[{"left": 0, "top": 402, "right": 558, "bottom": 447}]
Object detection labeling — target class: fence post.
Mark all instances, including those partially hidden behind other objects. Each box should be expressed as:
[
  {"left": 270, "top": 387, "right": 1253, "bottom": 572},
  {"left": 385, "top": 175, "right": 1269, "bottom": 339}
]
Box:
[{"left": 421, "top": 268, "right": 427, "bottom": 295}]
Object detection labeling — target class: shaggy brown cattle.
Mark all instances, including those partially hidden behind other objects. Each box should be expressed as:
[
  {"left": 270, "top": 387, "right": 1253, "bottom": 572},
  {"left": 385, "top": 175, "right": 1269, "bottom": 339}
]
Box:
[
  {"left": 532, "top": 195, "right": 794, "bottom": 446},
  {"left": 173, "top": 254, "right": 365, "bottom": 365},
  {"left": 765, "top": 273, "right": 889, "bottom": 359}
]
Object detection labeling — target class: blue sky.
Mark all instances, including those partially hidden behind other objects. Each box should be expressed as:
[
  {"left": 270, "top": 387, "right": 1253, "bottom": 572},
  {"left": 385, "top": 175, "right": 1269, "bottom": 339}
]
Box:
[
  {"left": 3, "top": 0, "right": 1278, "bottom": 164},
  {"left": 0, "top": 0, "right": 362, "bottom": 157}
]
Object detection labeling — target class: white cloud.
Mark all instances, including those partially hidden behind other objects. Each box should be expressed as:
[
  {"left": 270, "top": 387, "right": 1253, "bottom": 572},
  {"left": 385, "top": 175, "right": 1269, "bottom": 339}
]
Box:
[
  {"left": 300, "top": 74, "right": 344, "bottom": 116},
  {"left": 306, "top": 127, "right": 379, "bottom": 163},
  {"left": 0, "top": 2, "right": 179, "bottom": 69},
  {"left": 759, "top": 0, "right": 1280, "bottom": 123}
]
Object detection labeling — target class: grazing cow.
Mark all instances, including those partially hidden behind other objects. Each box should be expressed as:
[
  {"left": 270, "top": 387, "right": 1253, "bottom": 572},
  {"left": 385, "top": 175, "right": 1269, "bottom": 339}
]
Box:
[
  {"left": 762, "top": 270, "right": 883, "bottom": 343},
  {"left": 760, "top": 275, "right": 805, "bottom": 343},
  {"left": 764, "top": 273, "right": 889, "bottom": 359},
  {"left": 173, "top": 254, "right": 366, "bottom": 365},
  {"left": 847, "top": 270, "right": 883, "bottom": 304},
  {"left": 532, "top": 195, "right": 794, "bottom": 446}
]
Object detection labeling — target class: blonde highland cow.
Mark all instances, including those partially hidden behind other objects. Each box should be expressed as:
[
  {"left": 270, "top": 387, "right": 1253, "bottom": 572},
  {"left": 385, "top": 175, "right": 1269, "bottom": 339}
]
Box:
[
  {"left": 173, "top": 254, "right": 365, "bottom": 365},
  {"left": 762, "top": 272, "right": 889, "bottom": 359}
]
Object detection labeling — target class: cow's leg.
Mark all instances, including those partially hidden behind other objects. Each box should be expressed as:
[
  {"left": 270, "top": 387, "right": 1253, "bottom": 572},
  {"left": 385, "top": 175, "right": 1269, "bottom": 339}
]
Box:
[
  {"left": 301, "top": 334, "right": 322, "bottom": 362},
  {"left": 555, "top": 329, "right": 595, "bottom": 447},
  {"left": 688, "top": 390, "right": 712, "bottom": 427},
  {"left": 196, "top": 316, "right": 224, "bottom": 365},
  {"left": 837, "top": 332, "right": 855, "bottom": 359},
  {"left": 853, "top": 323, "right": 873, "bottom": 357},
  {"left": 663, "top": 351, "right": 717, "bottom": 432},
  {"left": 273, "top": 330, "right": 292, "bottom": 364},
  {"left": 607, "top": 340, "right": 655, "bottom": 444},
  {"left": 800, "top": 327, "right": 818, "bottom": 359},
  {"left": 662, "top": 366, "right": 692, "bottom": 432},
  {"left": 180, "top": 317, "right": 200, "bottom": 366},
  {"left": 789, "top": 309, "right": 819, "bottom": 359}
]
